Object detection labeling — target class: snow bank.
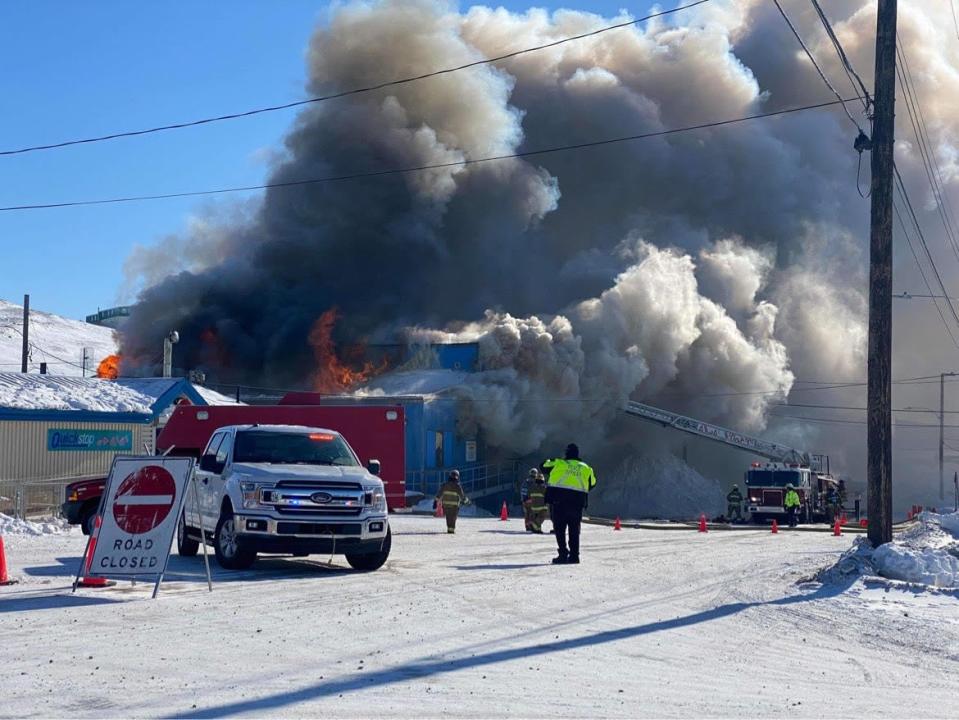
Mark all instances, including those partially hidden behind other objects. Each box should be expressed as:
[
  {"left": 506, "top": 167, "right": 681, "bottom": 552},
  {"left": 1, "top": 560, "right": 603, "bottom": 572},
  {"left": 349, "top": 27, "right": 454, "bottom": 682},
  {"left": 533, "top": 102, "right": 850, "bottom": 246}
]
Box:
[
  {"left": 591, "top": 452, "right": 725, "bottom": 520},
  {"left": 0, "top": 513, "right": 69, "bottom": 536},
  {"left": 821, "top": 510, "right": 959, "bottom": 589}
]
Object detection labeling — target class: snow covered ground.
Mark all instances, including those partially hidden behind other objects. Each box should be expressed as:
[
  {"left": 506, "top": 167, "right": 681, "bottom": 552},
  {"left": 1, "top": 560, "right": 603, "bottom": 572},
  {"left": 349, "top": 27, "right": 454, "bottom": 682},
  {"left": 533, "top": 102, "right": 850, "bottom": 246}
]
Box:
[
  {"left": 0, "top": 299, "right": 117, "bottom": 376},
  {"left": 1, "top": 516, "right": 957, "bottom": 718}
]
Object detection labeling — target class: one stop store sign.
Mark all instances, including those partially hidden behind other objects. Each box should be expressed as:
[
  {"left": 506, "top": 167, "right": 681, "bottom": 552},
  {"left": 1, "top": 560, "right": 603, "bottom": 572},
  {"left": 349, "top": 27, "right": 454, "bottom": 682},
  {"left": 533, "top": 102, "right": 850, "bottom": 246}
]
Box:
[{"left": 90, "top": 456, "right": 194, "bottom": 578}]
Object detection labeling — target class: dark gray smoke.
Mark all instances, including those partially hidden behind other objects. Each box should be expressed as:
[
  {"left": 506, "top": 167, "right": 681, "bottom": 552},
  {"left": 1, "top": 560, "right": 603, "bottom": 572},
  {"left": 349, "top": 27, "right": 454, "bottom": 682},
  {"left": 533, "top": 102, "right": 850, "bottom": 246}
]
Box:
[{"left": 120, "top": 0, "right": 959, "bottom": 509}]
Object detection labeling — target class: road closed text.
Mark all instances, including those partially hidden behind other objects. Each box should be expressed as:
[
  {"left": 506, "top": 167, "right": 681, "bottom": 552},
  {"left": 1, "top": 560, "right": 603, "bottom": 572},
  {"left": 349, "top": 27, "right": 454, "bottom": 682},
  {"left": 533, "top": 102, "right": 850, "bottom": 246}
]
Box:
[{"left": 98, "top": 537, "right": 160, "bottom": 570}]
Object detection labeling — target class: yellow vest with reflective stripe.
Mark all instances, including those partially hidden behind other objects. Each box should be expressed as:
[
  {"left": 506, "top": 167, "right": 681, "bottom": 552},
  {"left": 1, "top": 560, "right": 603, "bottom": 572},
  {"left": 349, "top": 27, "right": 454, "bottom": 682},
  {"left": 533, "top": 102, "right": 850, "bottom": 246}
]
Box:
[{"left": 544, "top": 458, "right": 596, "bottom": 493}]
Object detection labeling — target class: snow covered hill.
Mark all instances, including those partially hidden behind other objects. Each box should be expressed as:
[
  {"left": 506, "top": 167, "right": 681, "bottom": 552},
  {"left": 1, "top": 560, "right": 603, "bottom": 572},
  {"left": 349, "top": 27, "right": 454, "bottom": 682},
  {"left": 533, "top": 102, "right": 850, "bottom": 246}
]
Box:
[{"left": 0, "top": 299, "right": 117, "bottom": 376}]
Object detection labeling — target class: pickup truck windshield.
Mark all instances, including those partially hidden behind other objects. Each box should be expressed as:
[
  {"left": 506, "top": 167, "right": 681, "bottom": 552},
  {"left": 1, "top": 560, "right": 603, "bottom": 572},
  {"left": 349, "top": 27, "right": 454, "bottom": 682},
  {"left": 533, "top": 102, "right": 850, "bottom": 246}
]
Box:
[{"left": 233, "top": 431, "right": 359, "bottom": 466}]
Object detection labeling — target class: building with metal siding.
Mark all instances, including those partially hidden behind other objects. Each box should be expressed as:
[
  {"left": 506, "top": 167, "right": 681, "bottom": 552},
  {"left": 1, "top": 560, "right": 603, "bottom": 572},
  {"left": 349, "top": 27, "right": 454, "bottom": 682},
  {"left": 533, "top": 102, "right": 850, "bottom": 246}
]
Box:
[{"left": 0, "top": 375, "right": 235, "bottom": 486}]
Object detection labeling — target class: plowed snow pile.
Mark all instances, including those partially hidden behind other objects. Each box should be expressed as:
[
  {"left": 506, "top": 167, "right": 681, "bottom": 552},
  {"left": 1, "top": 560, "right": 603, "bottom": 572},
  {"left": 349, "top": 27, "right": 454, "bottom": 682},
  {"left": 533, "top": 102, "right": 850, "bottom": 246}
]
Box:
[
  {"left": 822, "top": 510, "right": 959, "bottom": 588},
  {"left": 0, "top": 513, "right": 69, "bottom": 536},
  {"left": 592, "top": 452, "right": 725, "bottom": 520}
]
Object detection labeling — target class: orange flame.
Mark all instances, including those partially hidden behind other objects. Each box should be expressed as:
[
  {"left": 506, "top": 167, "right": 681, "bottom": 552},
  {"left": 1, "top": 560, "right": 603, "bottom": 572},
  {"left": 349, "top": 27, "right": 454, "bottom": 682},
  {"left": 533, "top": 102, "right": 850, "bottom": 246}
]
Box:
[
  {"left": 308, "top": 309, "right": 388, "bottom": 393},
  {"left": 96, "top": 354, "right": 120, "bottom": 380}
]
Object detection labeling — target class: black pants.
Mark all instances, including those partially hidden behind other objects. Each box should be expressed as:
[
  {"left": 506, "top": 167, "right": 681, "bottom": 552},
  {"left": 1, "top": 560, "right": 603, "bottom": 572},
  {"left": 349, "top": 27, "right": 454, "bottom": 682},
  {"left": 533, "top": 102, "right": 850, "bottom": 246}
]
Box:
[
  {"left": 786, "top": 506, "right": 798, "bottom": 528},
  {"left": 551, "top": 503, "right": 583, "bottom": 560}
]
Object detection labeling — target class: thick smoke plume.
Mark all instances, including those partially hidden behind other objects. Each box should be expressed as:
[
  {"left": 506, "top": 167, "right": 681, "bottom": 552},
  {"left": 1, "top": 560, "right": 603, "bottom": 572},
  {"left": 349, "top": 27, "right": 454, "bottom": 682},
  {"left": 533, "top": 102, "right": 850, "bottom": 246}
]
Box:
[{"left": 120, "top": 1, "right": 959, "bottom": 507}]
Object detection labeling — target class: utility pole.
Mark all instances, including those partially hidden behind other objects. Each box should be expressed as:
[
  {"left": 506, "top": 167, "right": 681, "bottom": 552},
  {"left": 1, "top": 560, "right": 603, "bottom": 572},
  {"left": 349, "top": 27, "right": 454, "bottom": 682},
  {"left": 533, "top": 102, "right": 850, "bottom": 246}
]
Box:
[
  {"left": 867, "top": 0, "right": 898, "bottom": 547},
  {"left": 941, "top": 373, "right": 957, "bottom": 502},
  {"left": 20, "top": 294, "right": 29, "bottom": 373},
  {"left": 162, "top": 331, "right": 179, "bottom": 378}
]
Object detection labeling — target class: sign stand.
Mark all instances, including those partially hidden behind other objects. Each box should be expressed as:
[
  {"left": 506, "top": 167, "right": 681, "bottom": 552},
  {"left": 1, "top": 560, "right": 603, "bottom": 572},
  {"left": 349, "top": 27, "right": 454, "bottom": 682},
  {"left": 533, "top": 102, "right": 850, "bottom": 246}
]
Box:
[
  {"left": 192, "top": 474, "right": 213, "bottom": 593},
  {"left": 73, "top": 455, "right": 197, "bottom": 599}
]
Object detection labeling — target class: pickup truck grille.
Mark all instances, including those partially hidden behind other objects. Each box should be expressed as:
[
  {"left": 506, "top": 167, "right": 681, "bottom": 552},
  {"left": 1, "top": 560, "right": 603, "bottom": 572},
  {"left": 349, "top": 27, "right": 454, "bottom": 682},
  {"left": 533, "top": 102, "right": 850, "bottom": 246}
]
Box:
[
  {"left": 260, "top": 483, "right": 367, "bottom": 516},
  {"left": 274, "top": 505, "right": 363, "bottom": 516},
  {"left": 276, "top": 522, "right": 362, "bottom": 536}
]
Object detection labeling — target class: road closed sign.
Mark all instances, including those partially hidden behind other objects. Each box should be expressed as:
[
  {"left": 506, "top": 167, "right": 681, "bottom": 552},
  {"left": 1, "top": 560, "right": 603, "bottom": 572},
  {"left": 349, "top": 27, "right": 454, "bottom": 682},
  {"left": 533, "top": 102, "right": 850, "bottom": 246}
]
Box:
[{"left": 91, "top": 456, "right": 194, "bottom": 578}]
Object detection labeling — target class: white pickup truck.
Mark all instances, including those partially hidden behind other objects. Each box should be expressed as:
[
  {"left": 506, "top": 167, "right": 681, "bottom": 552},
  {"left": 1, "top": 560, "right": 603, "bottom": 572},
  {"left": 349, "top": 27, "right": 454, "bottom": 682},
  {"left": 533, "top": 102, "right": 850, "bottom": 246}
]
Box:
[{"left": 177, "top": 424, "right": 391, "bottom": 571}]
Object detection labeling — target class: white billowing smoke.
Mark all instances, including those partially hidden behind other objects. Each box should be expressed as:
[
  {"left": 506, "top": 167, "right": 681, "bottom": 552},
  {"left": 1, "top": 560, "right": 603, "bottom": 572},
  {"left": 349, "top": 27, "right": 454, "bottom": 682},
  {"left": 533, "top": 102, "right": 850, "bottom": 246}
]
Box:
[{"left": 406, "top": 242, "right": 794, "bottom": 455}]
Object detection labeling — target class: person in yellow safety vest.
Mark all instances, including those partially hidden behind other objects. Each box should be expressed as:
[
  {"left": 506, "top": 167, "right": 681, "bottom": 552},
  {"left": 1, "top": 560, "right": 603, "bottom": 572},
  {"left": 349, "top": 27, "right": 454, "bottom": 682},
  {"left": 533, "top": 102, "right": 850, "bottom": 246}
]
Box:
[
  {"left": 435, "top": 469, "right": 469, "bottom": 534},
  {"left": 784, "top": 484, "right": 801, "bottom": 528},
  {"left": 527, "top": 474, "right": 549, "bottom": 534},
  {"left": 543, "top": 443, "right": 596, "bottom": 565}
]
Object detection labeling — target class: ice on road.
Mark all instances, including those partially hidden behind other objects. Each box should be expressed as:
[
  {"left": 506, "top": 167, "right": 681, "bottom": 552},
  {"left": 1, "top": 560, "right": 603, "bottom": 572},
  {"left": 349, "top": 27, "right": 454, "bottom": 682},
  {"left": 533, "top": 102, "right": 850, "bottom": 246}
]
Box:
[{"left": 1, "top": 516, "right": 957, "bottom": 718}]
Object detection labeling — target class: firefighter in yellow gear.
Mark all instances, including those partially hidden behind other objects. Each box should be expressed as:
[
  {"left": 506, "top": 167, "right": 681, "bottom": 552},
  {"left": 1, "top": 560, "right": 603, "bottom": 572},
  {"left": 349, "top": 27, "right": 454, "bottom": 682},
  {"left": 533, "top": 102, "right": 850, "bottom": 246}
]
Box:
[
  {"left": 543, "top": 443, "right": 596, "bottom": 564},
  {"left": 435, "top": 469, "right": 468, "bottom": 534},
  {"left": 784, "top": 484, "right": 801, "bottom": 528},
  {"left": 527, "top": 474, "right": 549, "bottom": 534}
]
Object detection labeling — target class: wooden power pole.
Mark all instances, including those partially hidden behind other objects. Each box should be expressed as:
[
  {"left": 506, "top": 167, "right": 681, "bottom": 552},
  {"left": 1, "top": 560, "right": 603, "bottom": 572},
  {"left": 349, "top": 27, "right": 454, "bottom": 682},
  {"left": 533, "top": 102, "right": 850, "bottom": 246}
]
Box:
[
  {"left": 867, "top": 0, "right": 898, "bottom": 546},
  {"left": 20, "top": 294, "right": 29, "bottom": 373}
]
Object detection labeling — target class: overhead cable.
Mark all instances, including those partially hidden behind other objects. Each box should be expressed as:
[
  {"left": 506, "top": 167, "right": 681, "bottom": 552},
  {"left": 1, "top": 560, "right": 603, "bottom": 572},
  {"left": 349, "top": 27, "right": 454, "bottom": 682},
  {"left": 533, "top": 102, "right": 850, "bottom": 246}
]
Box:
[
  {"left": 0, "top": 97, "right": 861, "bottom": 212},
  {"left": 0, "top": 0, "right": 711, "bottom": 158},
  {"left": 771, "top": 0, "right": 866, "bottom": 133}
]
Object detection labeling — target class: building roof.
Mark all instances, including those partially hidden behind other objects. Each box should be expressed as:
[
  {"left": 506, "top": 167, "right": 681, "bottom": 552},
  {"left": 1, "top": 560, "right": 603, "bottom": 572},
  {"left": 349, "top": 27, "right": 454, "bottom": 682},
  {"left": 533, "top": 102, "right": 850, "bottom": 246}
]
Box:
[{"left": 0, "top": 374, "right": 241, "bottom": 422}]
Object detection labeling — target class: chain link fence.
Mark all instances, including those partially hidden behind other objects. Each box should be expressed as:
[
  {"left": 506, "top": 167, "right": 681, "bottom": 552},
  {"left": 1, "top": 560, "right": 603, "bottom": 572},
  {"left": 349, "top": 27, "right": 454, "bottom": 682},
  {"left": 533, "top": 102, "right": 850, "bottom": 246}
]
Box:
[{"left": 0, "top": 480, "right": 69, "bottom": 519}]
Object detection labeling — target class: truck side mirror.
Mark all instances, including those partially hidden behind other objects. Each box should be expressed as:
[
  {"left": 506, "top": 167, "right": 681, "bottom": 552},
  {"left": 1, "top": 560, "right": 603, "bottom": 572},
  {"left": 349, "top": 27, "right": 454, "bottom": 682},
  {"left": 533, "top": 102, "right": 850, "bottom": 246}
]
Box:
[
  {"left": 199, "top": 454, "right": 221, "bottom": 473},
  {"left": 367, "top": 459, "right": 381, "bottom": 476}
]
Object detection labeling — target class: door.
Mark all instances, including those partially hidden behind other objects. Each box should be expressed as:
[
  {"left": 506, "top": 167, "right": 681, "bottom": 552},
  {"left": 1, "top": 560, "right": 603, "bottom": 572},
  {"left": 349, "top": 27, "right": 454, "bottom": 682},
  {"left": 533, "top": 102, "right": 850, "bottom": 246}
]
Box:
[
  {"left": 209, "top": 432, "right": 233, "bottom": 523},
  {"left": 196, "top": 432, "right": 225, "bottom": 531}
]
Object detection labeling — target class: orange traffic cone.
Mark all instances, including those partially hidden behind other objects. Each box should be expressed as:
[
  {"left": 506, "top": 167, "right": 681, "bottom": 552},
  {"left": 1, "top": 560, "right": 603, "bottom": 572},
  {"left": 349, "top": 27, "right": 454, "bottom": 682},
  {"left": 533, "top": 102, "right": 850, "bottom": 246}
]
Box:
[
  {"left": 0, "top": 536, "right": 18, "bottom": 586},
  {"left": 77, "top": 516, "right": 115, "bottom": 589},
  {"left": 771, "top": 519, "right": 779, "bottom": 534},
  {"left": 839, "top": 513, "right": 848, "bottom": 526},
  {"left": 698, "top": 513, "right": 707, "bottom": 533},
  {"left": 434, "top": 501, "right": 444, "bottom": 518},
  {"left": 500, "top": 501, "right": 509, "bottom": 521},
  {"left": 859, "top": 518, "right": 868, "bottom": 528},
  {"left": 613, "top": 517, "right": 622, "bottom": 531},
  {"left": 832, "top": 519, "right": 842, "bottom": 537}
]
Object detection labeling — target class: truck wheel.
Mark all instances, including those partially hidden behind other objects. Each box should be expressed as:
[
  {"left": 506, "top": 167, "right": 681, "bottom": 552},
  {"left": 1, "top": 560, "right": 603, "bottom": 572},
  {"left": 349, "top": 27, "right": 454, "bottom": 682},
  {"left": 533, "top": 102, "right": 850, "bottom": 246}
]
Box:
[
  {"left": 346, "top": 527, "right": 392, "bottom": 572},
  {"left": 177, "top": 511, "right": 200, "bottom": 557},
  {"left": 81, "top": 508, "right": 97, "bottom": 536},
  {"left": 214, "top": 510, "right": 256, "bottom": 570}
]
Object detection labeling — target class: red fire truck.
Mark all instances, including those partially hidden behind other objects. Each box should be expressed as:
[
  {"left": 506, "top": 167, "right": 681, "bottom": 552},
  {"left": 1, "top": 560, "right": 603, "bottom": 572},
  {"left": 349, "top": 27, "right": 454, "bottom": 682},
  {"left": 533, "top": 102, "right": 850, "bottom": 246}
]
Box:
[{"left": 624, "top": 401, "right": 838, "bottom": 523}]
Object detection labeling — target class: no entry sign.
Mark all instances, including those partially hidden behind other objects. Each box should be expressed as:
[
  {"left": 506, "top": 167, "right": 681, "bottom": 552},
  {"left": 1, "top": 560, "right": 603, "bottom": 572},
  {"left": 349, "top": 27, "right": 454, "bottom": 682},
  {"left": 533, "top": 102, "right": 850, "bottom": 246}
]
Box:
[
  {"left": 112, "top": 465, "right": 177, "bottom": 534},
  {"left": 90, "top": 456, "right": 194, "bottom": 580}
]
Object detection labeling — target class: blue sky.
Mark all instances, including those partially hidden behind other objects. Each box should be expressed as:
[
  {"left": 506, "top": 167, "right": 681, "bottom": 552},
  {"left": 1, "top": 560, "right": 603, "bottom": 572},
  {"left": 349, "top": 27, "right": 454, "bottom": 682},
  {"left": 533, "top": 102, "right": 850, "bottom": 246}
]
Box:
[{"left": 0, "top": 2, "right": 654, "bottom": 320}]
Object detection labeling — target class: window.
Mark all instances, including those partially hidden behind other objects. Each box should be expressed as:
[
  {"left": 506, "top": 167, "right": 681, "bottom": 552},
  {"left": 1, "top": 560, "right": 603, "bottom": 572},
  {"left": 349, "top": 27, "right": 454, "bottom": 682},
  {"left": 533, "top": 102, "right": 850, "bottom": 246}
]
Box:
[
  {"left": 233, "top": 431, "right": 359, "bottom": 466},
  {"left": 216, "top": 433, "right": 233, "bottom": 464},
  {"left": 203, "top": 433, "right": 224, "bottom": 458}
]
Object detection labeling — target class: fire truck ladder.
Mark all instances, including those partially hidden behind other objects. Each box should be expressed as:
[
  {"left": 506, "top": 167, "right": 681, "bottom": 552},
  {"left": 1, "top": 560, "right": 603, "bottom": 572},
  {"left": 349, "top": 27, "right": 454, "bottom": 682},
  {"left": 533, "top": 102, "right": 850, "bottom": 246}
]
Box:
[{"left": 624, "top": 401, "right": 811, "bottom": 467}]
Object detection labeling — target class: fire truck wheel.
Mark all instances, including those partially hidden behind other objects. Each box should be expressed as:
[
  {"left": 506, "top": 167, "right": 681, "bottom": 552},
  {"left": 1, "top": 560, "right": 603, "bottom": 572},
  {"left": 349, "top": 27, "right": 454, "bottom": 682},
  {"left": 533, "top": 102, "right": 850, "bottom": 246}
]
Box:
[
  {"left": 346, "top": 527, "right": 392, "bottom": 572},
  {"left": 214, "top": 509, "right": 256, "bottom": 570},
  {"left": 177, "top": 511, "right": 200, "bottom": 557}
]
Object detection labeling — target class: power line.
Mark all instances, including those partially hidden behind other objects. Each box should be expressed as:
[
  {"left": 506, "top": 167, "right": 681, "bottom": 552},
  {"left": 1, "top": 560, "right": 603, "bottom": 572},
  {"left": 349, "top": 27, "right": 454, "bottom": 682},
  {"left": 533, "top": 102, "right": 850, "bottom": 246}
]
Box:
[
  {"left": 0, "top": 97, "right": 860, "bottom": 213},
  {"left": 895, "top": 192, "right": 959, "bottom": 347},
  {"left": 769, "top": 410, "right": 959, "bottom": 429},
  {"left": 0, "top": 0, "right": 712, "bottom": 158},
  {"left": 774, "top": 402, "right": 959, "bottom": 414},
  {"left": 951, "top": 0, "right": 959, "bottom": 41},
  {"left": 771, "top": 0, "right": 866, "bottom": 133},
  {"left": 807, "top": 0, "right": 872, "bottom": 109}
]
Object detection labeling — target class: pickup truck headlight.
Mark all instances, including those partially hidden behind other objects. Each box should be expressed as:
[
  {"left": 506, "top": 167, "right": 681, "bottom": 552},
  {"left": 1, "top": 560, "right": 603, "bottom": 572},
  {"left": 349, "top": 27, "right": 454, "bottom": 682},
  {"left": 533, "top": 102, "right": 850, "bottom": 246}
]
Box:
[
  {"left": 240, "top": 481, "right": 272, "bottom": 509},
  {"left": 368, "top": 490, "right": 387, "bottom": 512}
]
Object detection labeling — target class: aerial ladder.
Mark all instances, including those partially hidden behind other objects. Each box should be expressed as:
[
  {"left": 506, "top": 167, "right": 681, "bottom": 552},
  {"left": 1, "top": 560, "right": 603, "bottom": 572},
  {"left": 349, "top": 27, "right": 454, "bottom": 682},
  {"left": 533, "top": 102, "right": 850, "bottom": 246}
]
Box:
[{"left": 624, "top": 400, "right": 816, "bottom": 468}]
